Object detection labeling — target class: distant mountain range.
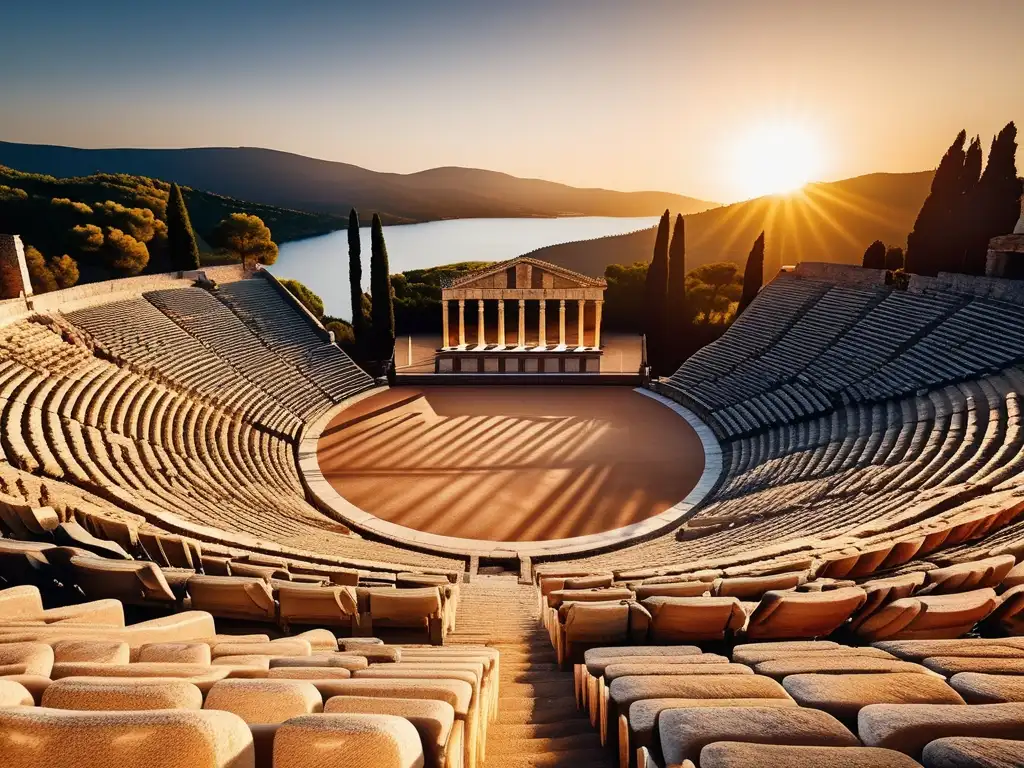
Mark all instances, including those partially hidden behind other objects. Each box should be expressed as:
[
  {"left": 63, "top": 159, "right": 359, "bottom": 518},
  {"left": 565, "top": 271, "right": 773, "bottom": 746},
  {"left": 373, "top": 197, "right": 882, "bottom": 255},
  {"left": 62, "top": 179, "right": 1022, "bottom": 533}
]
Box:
[
  {"left": 526, "top": 171, "right": 935, "bottom": 277},
  {"left": 0, "top": 141, "right": 718, "bottom": 226}
]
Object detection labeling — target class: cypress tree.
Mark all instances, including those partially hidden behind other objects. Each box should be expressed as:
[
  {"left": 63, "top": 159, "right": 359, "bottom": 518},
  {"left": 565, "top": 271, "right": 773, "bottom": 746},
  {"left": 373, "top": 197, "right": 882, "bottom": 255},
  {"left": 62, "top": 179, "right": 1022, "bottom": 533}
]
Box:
[
  {"left": 369, "top": 213, "right": 395, "bottom": 366},
  {"left": 737, "top": 231, "right": 765, "bottom": 316},
  {"left": 643, "top": 210, "right": 671, "bottom": 373},
  {"left": 963, "top": 122, "right": 1022, "bottom": 274},
  {"left": 862, "top": 240, "right": 886, "bottom": 269},
  {"left": 666, "top": 213, "right": 688, "bottom": 370},
  {"left": 166, "top": 183, "right": 200, "bottom": 271},
  {"left": 347, "top": 209, "right": 368, "bottom": 354},
  {"left": 884, "top": 246, "right": 905, "bottom": 271},
  {"left": 906, "top": 130, "right": 967, "bottom": 276},
  {"left": 950, "top": 136, "right": 983, "bottom": 272}
]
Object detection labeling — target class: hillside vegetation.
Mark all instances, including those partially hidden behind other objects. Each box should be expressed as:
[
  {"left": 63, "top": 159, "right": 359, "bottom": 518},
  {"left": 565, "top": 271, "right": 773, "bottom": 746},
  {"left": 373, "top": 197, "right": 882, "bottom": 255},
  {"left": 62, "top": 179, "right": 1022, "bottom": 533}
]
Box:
[
  {"left": 0, "top": 165, "right": 344, "bottom": 285},
  {"left": 526, "top": 171, "right": 935, "bottom": 277},
  {"left": 391, "top": 262, "right": 493, "bottom": 333},
  {"left": 0, "top": 142, "right": 719, "bottom": 224}
]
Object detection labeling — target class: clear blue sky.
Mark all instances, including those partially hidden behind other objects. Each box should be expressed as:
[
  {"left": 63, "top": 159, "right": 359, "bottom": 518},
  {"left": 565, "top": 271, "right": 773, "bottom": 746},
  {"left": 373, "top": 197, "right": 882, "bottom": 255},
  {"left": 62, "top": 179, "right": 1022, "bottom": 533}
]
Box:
[{"left": 2, "top": 0, "right": 1022, "bottom": 202}]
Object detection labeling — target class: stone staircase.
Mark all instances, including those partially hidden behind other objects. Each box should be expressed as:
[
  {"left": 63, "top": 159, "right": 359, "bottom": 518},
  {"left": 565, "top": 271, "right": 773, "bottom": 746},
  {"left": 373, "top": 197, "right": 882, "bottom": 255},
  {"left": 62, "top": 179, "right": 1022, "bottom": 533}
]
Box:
[{"left": 448, "top": 574, "right": 616, "bottom": 768}]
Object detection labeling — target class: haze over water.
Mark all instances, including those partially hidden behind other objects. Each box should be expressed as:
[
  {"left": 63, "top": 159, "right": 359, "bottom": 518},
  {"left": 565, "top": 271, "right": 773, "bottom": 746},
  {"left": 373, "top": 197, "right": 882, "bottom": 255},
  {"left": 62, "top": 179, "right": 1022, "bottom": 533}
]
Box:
[{"left": 272, "top": 216, "right": 656, "bottom": 321}]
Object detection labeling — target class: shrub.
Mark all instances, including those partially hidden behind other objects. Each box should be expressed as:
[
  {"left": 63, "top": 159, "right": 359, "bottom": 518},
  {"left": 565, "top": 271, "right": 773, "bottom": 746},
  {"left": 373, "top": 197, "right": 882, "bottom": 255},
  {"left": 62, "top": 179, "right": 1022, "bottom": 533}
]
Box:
[{"left": 280, "top": 279, "right": 325, "bottom": 319}]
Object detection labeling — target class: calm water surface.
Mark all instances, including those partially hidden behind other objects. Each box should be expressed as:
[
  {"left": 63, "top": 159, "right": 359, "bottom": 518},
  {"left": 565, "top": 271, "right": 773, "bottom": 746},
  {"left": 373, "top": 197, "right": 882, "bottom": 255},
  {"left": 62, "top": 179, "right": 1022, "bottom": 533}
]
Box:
[{"left": 271, "top": 216, "right": 656, "bottom": 320}]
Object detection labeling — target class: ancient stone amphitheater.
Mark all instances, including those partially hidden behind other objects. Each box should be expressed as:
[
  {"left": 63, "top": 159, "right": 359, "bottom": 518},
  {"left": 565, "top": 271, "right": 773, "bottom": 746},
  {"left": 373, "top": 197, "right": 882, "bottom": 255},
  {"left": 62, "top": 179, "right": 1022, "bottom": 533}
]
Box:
[{"left": 1, "top": 261, "right": 1023, "bottom": 768}]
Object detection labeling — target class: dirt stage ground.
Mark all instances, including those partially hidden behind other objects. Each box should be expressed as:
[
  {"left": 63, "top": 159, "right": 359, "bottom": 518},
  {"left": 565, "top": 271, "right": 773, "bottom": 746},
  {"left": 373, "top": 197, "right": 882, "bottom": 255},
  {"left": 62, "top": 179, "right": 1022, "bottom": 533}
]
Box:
[{"left": 316, "top": 386, "right": 705, "bottom": 542}]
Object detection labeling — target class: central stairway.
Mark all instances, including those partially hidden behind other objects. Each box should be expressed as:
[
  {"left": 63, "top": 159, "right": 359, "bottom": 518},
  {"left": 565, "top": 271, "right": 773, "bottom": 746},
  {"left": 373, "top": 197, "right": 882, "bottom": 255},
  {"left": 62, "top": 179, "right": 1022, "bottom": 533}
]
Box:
[{"left": 448, "top": 574, "right": 616, "bottom": 768}]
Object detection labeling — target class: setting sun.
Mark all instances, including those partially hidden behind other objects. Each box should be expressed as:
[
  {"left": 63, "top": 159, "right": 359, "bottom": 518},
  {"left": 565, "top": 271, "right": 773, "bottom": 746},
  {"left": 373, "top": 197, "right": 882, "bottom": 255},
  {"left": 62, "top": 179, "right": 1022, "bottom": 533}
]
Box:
[{"left": 732, "top": 121, "right": 824, "bottom": 200}]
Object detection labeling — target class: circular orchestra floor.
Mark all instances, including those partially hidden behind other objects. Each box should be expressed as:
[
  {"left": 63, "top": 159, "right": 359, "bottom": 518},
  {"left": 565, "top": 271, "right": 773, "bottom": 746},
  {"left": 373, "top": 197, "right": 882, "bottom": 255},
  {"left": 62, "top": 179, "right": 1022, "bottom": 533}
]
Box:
[{"left": 315, "top": 385, "right": 706, "bottom": 543}]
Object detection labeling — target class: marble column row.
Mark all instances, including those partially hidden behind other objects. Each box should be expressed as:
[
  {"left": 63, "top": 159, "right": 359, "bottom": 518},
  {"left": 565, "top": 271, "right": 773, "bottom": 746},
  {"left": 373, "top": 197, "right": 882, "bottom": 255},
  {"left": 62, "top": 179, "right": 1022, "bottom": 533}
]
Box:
[{"left": 442, "top": 299, "right": 602, "bottom": 348}]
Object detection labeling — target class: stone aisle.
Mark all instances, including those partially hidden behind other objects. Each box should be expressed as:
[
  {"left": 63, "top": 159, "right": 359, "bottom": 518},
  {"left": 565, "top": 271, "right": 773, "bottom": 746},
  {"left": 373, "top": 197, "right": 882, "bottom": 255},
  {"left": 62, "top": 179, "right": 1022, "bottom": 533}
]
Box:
[{"left": 447, "top": 574, "right": 616, "bottom": 768}]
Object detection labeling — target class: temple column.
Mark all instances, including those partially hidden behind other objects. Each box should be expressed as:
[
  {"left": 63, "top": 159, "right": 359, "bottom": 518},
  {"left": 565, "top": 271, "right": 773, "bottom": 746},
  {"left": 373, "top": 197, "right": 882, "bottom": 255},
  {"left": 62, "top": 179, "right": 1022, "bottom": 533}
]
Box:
[
  {"left": 477, "top": 299, "right": 486, "bottom": 346},
  {"left": 558, "top": 300, "right": 566, "bottom": 346},
  {"left": 538, "top": 299, "right": 546, "bottom": 347},
  {"left": 577, "top": 299, "right": 585, "bottom": 347},
  {"left": 497, "top": 300, "right": 506, "bottom": 346},
  {"left": 518, "top": 300, "right": 525, "bottom": 347},
  {"left": 458, "top": 299, "right": 465, "bottom": 346},
  {"left": 442, "top": 299, "right": 450, "bottom": 348},
  {"left": 594, "top": 299, "right": 603, "bottom": 348}
]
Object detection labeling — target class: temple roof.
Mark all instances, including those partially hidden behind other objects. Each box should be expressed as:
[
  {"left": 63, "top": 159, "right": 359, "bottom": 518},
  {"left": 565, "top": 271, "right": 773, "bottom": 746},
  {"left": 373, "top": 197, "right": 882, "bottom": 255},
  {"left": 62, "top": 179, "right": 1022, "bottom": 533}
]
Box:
[{"left": 443, "top": 256, "right": 607, "bottom": 289}]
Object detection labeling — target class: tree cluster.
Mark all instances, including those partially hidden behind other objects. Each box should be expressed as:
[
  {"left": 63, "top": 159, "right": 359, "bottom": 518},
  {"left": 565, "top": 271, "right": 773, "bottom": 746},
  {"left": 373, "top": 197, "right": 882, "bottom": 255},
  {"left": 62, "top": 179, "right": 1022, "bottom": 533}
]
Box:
[
  {"left": 861, "top": 240, "right": 904, "bottom": 271},
  {"left": 905, "top": 123, "right": 1021, "bottom": 277},
  {"left": 346, "top": 210, "right": 396, "bottom": 373},
  {"left": 0, "top": 165, "right": 313, "bottom": 293},
  {"left": 640, "top": 208, "right": 764, "bottom": 375},
  {"left": 24, "top": 246, "right": 78, "bottom": 294}
]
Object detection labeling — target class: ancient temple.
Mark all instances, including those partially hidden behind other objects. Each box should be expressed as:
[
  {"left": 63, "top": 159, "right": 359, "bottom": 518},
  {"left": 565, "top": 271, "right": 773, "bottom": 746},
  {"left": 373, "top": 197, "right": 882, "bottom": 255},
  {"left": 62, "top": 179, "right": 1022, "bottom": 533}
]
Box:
[{"left": 436, "top": 256, "right": 607, "bottom": 374}]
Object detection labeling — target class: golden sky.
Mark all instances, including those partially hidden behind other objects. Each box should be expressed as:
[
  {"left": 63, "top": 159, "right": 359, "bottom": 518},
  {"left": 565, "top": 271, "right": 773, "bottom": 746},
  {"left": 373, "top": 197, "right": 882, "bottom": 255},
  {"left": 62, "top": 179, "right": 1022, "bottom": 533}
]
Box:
[{"left": 1, "top": 0, "right": 1021, "bottom": 203}]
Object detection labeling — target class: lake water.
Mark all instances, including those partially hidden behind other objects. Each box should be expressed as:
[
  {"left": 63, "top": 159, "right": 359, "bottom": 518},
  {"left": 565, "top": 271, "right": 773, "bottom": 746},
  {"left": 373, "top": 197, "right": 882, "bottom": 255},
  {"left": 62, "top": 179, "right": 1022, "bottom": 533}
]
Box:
[{"left": 271, "top": 216, "right": 656, "bottom": 321}]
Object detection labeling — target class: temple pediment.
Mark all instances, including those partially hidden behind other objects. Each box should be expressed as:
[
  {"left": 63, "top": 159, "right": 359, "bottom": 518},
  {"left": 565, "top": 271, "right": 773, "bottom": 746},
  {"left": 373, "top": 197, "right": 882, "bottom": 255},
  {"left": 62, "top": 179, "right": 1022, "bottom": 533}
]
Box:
[{"left": 445, "top": 256, "right": 606, "bottom": 292}]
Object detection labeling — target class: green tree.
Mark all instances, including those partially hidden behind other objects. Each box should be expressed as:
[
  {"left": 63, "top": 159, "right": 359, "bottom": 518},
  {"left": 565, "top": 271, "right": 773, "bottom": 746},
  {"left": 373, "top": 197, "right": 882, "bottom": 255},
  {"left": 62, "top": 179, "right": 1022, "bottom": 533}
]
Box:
[
  {"left": 347, "top": 208, "right": 368, "bottom": 354},
  {"left": 95, "top": 200, "right": 166, "bottom": 244},
  {"left": 738, "top": 231, "right": 765, "bottom": 316},
  {"left": 166, "top": 183, "right": 200, "bottom": 271},
  {"left": 213, "top": 213, "right": 278, "bottom": 268},
  {"left": 369, "top": 213, "right": 395, "bottom": 365},
  {"left": 104, "top": 228, "right": 150, "bottom": 275},
  {"left": 643, "top": 209, "right": 670, "bottom": 372},
  {"left": 963, "top": 122, "right": 1022, "bottom": 274},
  {"left": 51, "top": 198, "right": 93, "bottom": 215},
  {"left": 603, "top": 262, "right": 648, "bottom": 331},
  {"left": 21, "top": 246, "right": 78, "bottom": 294},
  {"left": 862, "top": 240, "right": 886, "bottom": 269},
  {"left": 950, "top": 136, "right": 984, "bottom": 270},
  {"left": 325, "top": 319, "right": 356, "bottom": 346},
  {"left": 666, "top": 213, "right": 688, "bottom": 370},
  {"left": 71, "top": 224, "right": 104, "bottom": 252},
  {"left": 906, "top": 130, "right": 967, "bottom": 276},
  {"left": 884, "top": 246, "right": 905, "bottom": 271},
  {"left": 280, "top": 278, "right": 325, "bottom": 319},
  {"left": 49, "top": 254, "right": 79, "bottom": 289},
  {"left": 687, "top": 262, "right": 743, "bottom": 323},
  {"left": 24, "top": 246, "right": 57, "bottom": 293}
]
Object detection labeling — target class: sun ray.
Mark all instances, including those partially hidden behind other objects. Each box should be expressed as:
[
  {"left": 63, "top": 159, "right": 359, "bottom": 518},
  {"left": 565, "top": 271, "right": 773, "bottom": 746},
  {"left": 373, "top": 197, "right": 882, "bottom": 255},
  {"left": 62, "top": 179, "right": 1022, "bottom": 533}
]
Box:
[
  {"left": 803, "top": 184, "right": 899, "bottom": 229},
  {"left": 799, "top": 191, "right": 865, "bottom": 251}
]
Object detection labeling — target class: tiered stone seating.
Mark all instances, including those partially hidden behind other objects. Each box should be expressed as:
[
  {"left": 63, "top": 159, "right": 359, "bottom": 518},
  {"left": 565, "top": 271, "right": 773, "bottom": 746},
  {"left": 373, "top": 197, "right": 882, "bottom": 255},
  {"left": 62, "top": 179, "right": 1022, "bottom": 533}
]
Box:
[
  {"left": 0, "top": 317, "right": 459, "bottom": 573},
  {"left": 556, "top": 365, "right": 1024, "bottom": 580},
  {"left": 681, "top": 283, "right": 883, "bottom": 413},
  {"left": 4, "top": 261, "right": 1024, "bottom": 766},
  {"left": 65, "top": 297, "right": 302, "bottom": 435},
  {"left": 145, "top": 287, "right": 340, "bottom": 423},
  {"left": 661, "top": 268, "right": 1024, "bottom": 440},
  {"left": 0, "top": 582, "right": 488, "bottom": 767},
  {"left": 552, "top": 629, "right": 1024, "bottom": 768},
  {"left": 215, "top": 279, "right": 372, "bottom": 403}
]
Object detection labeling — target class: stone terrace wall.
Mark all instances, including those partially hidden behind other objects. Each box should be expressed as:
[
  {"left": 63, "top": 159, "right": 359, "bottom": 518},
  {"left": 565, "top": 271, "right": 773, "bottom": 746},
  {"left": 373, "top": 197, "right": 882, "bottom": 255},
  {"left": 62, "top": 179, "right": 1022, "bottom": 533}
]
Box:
[
  {"left": 29, "top": 265, "right": 247, "bottom": 315},
  {"left": 792, "top": 261, "right": 888, "bottom": 287},
  {"left": 910, "top": 271, "right": 1024, "bottom": 306}
]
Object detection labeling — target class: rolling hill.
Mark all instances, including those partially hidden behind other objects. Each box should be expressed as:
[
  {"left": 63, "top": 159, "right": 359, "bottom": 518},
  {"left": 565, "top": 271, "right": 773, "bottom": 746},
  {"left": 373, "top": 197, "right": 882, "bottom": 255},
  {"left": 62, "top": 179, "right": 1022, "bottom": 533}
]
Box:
[
  {"left": 526, "top": 171, "right": 935, "bottom": 277},
  {"left": 0, "top": 142, "right": 718, "bottom": 225},
  {"left": 0, "top": 164, "right": 346, "bottom": 282}
]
